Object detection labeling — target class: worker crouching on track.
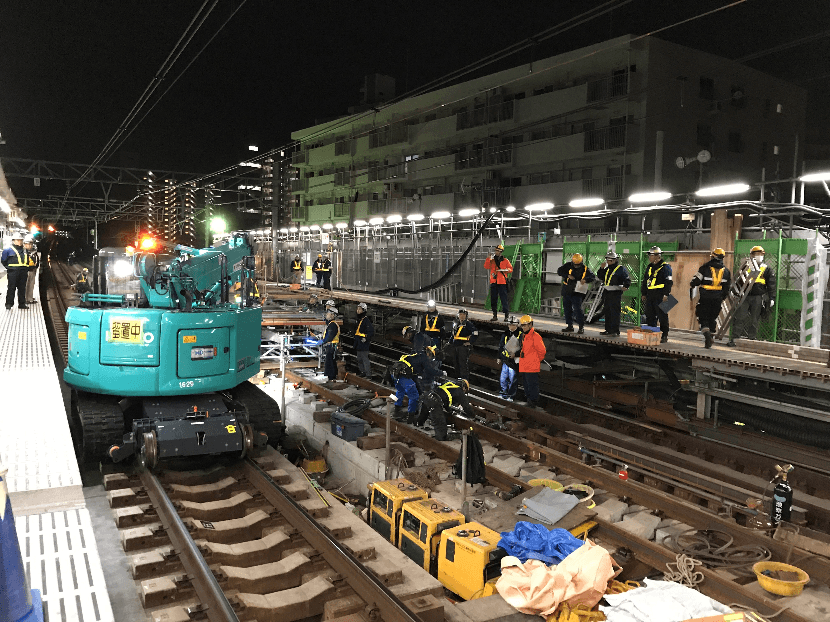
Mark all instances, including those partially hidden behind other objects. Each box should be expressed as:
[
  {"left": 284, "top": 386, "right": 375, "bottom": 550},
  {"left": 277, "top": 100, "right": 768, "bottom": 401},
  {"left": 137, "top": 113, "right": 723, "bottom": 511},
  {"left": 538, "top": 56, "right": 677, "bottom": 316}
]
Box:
[
  {"left": 484, "top": 244, "right": 513, "bottom": 322},
  {"left": 729, "top": 245, "right": 777, "bottom": 346},
  {"left": 75, "top": 268, "right": 92, "bottom": 294},
  {"left": 416, "top": 378, "right": 476, "bottom": 441},
  {"left": 447, "top": 308, "right": 478, "bottom": 380},
  {"left": 386, "top": 348, "right": 439, "bottom": 423},
  {"left": 518, "top": 315, "right": 546, "bottom": 408},
  {"left": 641, "top": 246, "right": 673, "bottom": 344},
  {"left": 403, "top": 324, "right": 434, "bottom": 353},
  {"left": 498, "top": 316, "right": 521, "bottom": 401},
  {"left": 354, "top": 302, "right": 374, "bottom": 379},
  {"left": 690, "top": 248, "right": 731, "bottom": 349},
  {"left": 321, "top": 307, "right": 341, "bottom": 381},
  {"left": 596, "top": 251, "right": 630, "bottom": 337},
  {"left": 557, "top": 253, "right": 595, "bottom": 334}
]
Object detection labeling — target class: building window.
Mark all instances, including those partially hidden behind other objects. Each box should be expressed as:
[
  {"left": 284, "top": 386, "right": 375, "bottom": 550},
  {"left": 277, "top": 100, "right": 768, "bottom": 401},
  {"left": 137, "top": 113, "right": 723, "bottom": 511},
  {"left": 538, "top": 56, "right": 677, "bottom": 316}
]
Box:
[
  {"left": 728, "top": 131, "right": 743, "bottom": 153},
  {"left": 699, "top": 77, "right": 715, "bottom": 100}
]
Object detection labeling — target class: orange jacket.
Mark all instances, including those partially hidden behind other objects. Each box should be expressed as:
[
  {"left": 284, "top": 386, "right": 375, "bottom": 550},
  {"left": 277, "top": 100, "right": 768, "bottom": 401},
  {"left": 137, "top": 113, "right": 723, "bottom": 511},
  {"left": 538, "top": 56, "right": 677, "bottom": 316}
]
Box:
[
  {"left": 484, "top": 255, "right": 513, "bottom": 285},
  {"left": 518, "top": 328, "right": 546, "bottom": 373}
]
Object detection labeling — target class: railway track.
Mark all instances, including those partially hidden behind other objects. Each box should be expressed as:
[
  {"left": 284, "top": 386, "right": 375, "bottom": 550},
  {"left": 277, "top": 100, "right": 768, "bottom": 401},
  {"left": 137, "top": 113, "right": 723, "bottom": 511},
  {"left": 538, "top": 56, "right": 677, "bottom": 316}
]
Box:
[
  {"left": 105, "top": 453, "right": 444, "bottom": 622},
  {"left": 284, "top": 369, "right": 825, "bottom": 622},
  {"left": 44, "top": 258, "right": 78, "bottom": 366}
]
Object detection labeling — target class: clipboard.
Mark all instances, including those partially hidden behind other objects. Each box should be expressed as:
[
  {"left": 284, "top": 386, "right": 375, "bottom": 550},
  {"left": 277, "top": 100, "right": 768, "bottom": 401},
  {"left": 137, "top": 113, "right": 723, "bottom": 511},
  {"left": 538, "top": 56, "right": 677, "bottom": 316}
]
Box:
[
  {"left": 658, "top": 294, "right": 678, "bottom": 314},
  {"left": 574, "top": 280, "right": 591, "bottom": 294}
]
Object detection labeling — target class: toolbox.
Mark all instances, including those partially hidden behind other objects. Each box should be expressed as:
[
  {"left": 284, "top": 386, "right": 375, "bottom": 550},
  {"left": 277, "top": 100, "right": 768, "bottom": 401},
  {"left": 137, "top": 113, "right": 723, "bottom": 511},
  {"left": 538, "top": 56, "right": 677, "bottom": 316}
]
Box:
[
  {"left": 331, "top": 411, "right": 366, "bottom": 441},
  {"left": 627, "top": 328, "right": 662, "bottom": 346}
]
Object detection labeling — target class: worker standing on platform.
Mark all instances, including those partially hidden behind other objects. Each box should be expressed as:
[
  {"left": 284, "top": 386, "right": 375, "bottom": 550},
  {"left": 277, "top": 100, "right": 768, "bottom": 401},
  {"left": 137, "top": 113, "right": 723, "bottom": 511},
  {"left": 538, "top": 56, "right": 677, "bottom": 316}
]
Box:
[
  {"left": 641, "top": 246, "right": 673, "bottom": 344},
  {"left": 354, "top": 302, "right": 374, "bottom": 379},
  {"left": 416, "top": 378, "right": 476, "bottom": 441},
  {"left": 75, "top": 268, "right": 92, "bottom": 294},
  {"left": 420, "top": 300, "right": 446, "bottom": 353},
  {"left": 517, "top": 315, "right": 546, "bottom": 408},
  {"left": 290, "top": 254, "right": 303, "bottom": 284},
  {"left": 730, "top": 245, "right": 777, "bottom": 346},
  {"left": 23, "top": 235, "right": 39, "bottom": 304},
  {"left": 690, "top": 248, "right": 731, "bottom": 349},
  {"left": 557, "top": 253, "right": 595, "bottom": 334},
  {"left": 484, "top": 244, "right": 513, "bottom": 322},
  {"left": 498, "top": 316, "right": 521, "bottom": 401},
  {"left": 2, "top": 232, "right": 29, "bottom": 310},
  {"left": 597, "top": 251, "right": 630, "bottom": 337},
  {"left": 447, "top": 308, "right": 478, "bottom": 380},
  {"left": 321, "top": 307, "right": 340, "bottom": 381},
  {"left": 319, "top": 253, "right": 333, "bottom": 290},
  {"left": 313, "top": 254, "right": 324, "bottom": 287}
]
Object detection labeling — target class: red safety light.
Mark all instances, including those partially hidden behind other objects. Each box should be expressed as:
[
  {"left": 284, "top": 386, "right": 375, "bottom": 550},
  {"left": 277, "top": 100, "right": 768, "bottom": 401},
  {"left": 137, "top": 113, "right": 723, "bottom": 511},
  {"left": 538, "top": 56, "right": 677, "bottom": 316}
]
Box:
[
  {"left": 139, "top": 237, "right": 156, "bottom": 250},
  {"left": 47, "top": 225, "right": 55, "bottom": 232}
]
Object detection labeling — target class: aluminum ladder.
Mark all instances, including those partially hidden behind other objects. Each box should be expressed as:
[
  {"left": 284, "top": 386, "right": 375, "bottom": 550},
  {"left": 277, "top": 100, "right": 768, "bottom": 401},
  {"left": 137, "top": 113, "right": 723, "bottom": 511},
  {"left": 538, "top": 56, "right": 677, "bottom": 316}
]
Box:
[{"left": 714, "top": 258, "right": 761, "bottom": 339}]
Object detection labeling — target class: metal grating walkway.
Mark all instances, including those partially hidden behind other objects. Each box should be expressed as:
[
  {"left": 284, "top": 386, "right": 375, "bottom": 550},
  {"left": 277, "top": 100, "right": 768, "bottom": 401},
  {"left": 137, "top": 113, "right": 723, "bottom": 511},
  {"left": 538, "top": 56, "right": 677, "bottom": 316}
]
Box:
[
  {"left": 15, "top": 508, "right": 115, "bottom": 622},
  {"left": 0, "top": 273, "right": 55, "bottom": 370}
]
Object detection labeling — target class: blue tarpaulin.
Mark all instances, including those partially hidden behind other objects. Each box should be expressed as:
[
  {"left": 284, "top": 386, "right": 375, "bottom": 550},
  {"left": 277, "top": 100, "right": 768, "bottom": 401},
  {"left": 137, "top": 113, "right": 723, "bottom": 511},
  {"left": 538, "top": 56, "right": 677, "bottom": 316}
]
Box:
[{"left": 498, "top": 521, "right": 584, "bottom": 565}]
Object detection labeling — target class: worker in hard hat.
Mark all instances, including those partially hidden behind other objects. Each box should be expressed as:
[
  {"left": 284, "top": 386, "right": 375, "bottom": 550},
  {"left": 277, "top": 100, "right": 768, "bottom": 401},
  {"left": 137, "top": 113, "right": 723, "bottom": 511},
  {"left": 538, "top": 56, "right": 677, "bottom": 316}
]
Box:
[
  {"left": 23, "top": 235, "right": 40, "bottom": 304},
  {"left": 403, "top": 324, "right": 434, "bottom": 354},
  {"left": 498, "top": 316, "right": 522, "bottom": 401},
  {"left": 415, "top": 378, "right": 476, "bottom": 441},
  {"left": 420, "top": 300, "right": 446, "bottom": 357},
  {"left": 2, "top": 232, "right": 29, "bottom": 309},
  {"left": 730, "top": 245, "right": 777, "bottom": 346},
  {"left": 484, "top": 244, "right": 513, "bottom": 322},
  {"left": 312, "top": 253, "right": 325, "bottom": 287},
  {"left": 640, "top": 246, "right": 673, "bottom": 343},
  {"left": 517, "top": 315, "right": 546, "bottom": 408},
  {"left": 354, "top": 302, "right": 374, "bottom": 378},
  {"left": 290, "top": 254, "right": 303, "bottom": 285},
  {"left": 557, "top": 253, "right": 595, "bottom": 334},
  {"left": 447, "top": 308, "right": 478, "bottom": 380},
  {"left": 321, "top": 307, "right": 341, "bottom": 381},
  {"left": 319, "top": 253, "right": 333, "bottom": 290},
  {"left": 690, "top": 248, "right": 731, "bottom": 348},
  {"left": 597, "top": 251, "right": 630, "bottom": 337},
  {"left": 75, "top": 267, "right": 92, "bottom": 294}
]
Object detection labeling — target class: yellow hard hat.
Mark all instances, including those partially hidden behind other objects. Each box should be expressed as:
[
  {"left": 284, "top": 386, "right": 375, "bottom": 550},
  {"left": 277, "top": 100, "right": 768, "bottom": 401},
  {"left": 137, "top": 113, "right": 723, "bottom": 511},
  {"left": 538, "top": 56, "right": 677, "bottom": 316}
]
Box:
[
  {"left": 496, "top": 244, "right": 504, "bottom": 251},
  {"left": 318, "top": 253, "right": 322, "bottom": 257},
  {"left": 750, "top": 245, "right": 764, "bottom": 254},
  {"left": 519, "top": 314, "right": 533, "bottom": 325},
  {"left": 712, "top": 248, "right": 725, "bottom": 257},
  {"left": 572, "top": 253, "right": 583, "bottom": 263},
  {"left": 459, "top": 379, "right": 470, "bottom": 393}
]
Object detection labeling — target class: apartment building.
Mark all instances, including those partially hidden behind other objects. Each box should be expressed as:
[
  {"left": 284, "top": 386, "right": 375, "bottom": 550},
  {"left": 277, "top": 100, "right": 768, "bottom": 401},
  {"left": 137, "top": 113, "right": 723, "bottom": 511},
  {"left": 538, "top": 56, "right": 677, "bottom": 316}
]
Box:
[{"left": 288, "top": 34, "right": 806, "bottom": 233}]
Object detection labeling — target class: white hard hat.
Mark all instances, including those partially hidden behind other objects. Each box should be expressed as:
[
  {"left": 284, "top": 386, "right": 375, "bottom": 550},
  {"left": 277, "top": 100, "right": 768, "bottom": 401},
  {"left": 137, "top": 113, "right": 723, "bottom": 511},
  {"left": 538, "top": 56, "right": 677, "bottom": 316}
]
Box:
[
  {"left": 11, "top": 232, "right": 24, "bottom": 241},
  {"left": 327, "top": 307, "right": 338, "bottom": 315},
  {"left": 357, "top": 302, "right": 367, "bottom": 311},
  {"left": 23, "top": 234, "right": 35, "bottom": 243},
  {"left": 326, "top": 299, "right": 335, "bottom": 307}
]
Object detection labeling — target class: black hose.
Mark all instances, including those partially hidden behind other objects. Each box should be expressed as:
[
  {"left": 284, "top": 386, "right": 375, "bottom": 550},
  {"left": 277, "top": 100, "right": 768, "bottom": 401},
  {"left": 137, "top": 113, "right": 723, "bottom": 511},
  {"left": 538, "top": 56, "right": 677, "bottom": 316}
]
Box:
[{"left": 336, "top": 398, "right": 373, "bottom": 417}]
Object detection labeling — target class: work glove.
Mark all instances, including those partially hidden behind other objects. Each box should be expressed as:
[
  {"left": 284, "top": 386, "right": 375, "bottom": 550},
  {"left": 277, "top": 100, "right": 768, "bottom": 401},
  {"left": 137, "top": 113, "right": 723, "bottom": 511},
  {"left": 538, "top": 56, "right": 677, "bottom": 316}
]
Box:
[
  {"left": 361, "top": 337, "right": 366, "bottom": 343},
  {"left": 663, "top": 295, "right": 669, "bottom": 302},
  {"left": 464, "top": 342, "right": 472, "bottom": 347},
  {"left": 769, "top": 299, "right": 775, "bottom": 308}
]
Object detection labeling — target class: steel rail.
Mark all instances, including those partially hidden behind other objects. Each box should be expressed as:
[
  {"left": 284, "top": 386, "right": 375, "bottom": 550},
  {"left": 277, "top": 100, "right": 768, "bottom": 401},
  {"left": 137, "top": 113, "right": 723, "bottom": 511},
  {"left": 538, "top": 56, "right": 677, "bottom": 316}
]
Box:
[
  {"left": 241, "top": 459, "right": 423, "bottom": 622},
  {"left": 139, "top": 469, "right": 240, "bottom": 622}
]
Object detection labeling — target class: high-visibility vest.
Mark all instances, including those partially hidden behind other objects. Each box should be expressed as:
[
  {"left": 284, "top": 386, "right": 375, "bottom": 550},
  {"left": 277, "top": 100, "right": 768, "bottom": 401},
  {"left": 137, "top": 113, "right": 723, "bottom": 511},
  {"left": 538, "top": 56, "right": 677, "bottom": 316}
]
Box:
[
  {"left": 7, "top": 247, "right": 28, "bottom": 268},
  {"left": 569, "top": 264, "right": 588, "bottom": 281},
  {"left": 399, "top": 354, "right": 416, "bottom": 369},
  {"left": 292, "top": 260, "right": 302, "bottom": 271},
  {"left": 319, "top": 261, "right": 331, "bottom": 272},
  {"left": 702, "top": 267, "right": 725, "bottom": 290},
  {"left": 425, "top": 315, "right": 441, "bottom": 332},
  {"left": 646, "top": 263, "right": 666, "bottom": 289},
  {"left": 439, "top": 381, "right": 460, "bottom": 406},
  {"left": 747, "top": 264, "right": 767, "bottom": 286},
  {"left": 454, "top": 323, "right": 471, "bottom": 341},
  {"left": 603, "top": 264, "right": 621, "bottom": 286},
  {"left": 355, "top": 317, "right": 368, "bottom": 337},
  {"left": 327, "top": 320, "right": 340, "bottom": 344},
  {"left": 78, "top": 274, "right": 87, "bottom": 283}
]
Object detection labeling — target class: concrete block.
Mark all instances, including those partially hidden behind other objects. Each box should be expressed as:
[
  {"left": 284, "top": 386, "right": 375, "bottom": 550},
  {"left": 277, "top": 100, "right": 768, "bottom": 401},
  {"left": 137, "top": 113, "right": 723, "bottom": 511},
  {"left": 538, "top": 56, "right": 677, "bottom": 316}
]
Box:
[
  {"left": 655, "top": 522, "right": 695, "bottom": 548},
  {"left": 620, "top": 512, "right": 661, "bottom": 540},
  {"left": 299, "top": 394, "right": 314, "bottom": 404},
  {"left": 491, "top": 454, "right": 525, "bottom": 477},
  {"left": 482, "top": 446, "right": 499, "bottom": 464},
  {"left": 455, "top": 481, "right": 482, "bottom": 495},
  {"left": 413, "top": 451, "right": 428, "bottom": 467},
  {"left": 622, "top": 504, "right": 649, "bottom": 516},
  {"left": 313, "top": 411, "right": 332, "bottom": 423},
  {"left": 594, "top": 499, "right": 628, "bottom": 524}
]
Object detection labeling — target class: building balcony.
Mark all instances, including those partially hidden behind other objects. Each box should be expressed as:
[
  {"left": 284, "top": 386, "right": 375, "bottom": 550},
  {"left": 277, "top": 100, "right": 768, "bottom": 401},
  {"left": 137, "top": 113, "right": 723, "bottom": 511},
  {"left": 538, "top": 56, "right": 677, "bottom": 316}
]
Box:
[
  {"left": 584, "top": 125, "right": 626, "bottom": 152},
  {"left": 456, "top": 100, "right": 514, "bottom": 131}
]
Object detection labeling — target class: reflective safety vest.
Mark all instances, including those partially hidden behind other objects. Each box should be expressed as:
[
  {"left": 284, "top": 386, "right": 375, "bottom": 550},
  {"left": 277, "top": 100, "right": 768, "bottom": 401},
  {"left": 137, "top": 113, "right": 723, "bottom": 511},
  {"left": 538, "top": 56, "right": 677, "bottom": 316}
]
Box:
[
  {"left": 439, "top": 381, "right": 460, "bottom": 407},
  {"left": 355, "top": 317, "right": 368, "bottom": 337},
  {"left": 425, "top": 314, "right": 441, "bottom": 332},
  {"left": 646, "top": 263, "right": 666, "bottom": 289},
  {"left": 399, "top": 353, "right": 416, "bottom": 370},
  {"left": 702, "top": 267, "right": 725, "bottom": 290},
  {"left": 8, "top": 247, "right": 28, "bottom": 268},
  {"left": 291, "top": 260, "right": 303, "bottom": 271},
  {"left": 319, "top": 261, "right": 331, "bottom": 272},
  {"left": 603, "top": 264, "right": 621, "bottom": 286},
  {"left": 746, "top": 264, "right": 767, "bottom": 285},
  {"left": 569, "top": 265, "right": 588, "bottom": 281},
  {"left": 327, "top": 320, "right": 340, "bottom": 344},
  {"left": 78, "top": 273, "right": 87, "bottom": 283},
  {"left": 454, "top": 323, "right": 472, "bottom": 341}
]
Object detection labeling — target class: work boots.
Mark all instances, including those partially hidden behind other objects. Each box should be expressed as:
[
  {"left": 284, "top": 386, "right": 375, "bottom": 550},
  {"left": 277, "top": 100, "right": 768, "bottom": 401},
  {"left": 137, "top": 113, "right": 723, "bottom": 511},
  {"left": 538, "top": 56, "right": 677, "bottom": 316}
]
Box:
[
  {"left": 561, "top": 326, "right": 574, "bottom": 332},
  {"left": 702, "top": 327, "right": 714, "bottom": 349},
  {"left": 660, "top": 333, "right": 669, "bottom": 344},
  {"left": 392, "top": 405, "right": 407, "bottom": 421}
]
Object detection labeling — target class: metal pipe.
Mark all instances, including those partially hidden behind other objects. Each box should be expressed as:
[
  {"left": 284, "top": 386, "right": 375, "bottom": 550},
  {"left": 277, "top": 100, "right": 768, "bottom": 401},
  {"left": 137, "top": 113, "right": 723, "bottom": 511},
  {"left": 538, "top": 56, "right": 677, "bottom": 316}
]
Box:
[
  {"left": 385, "top": 395, "right": 394, "bottom": 479},
  {"left": 461, "top": 430, "right": 469, "bottom": 520},
  {"left": 140, "top": 470, "right": 239, "bottom": 622}
]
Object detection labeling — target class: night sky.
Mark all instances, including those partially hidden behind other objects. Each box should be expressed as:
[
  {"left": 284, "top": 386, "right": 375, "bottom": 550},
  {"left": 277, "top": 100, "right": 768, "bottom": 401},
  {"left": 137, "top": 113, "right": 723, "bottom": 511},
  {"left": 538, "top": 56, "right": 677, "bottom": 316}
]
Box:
[{"left": 1, "top": 0, "right": 828, "bottom": 178}]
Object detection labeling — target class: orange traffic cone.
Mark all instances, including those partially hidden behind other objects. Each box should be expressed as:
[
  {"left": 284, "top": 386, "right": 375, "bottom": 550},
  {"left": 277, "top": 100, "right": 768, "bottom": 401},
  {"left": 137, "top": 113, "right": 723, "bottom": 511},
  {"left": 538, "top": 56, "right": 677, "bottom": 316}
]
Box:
[{"left": 0, "top": 463, "right": 44, "bottom": 622}]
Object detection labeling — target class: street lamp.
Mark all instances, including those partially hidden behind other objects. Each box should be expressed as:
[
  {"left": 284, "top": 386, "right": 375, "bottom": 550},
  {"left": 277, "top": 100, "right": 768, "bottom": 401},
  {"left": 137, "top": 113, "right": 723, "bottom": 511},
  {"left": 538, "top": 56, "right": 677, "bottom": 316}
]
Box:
[
  {"left": 569, "top": 198, "right": 604, "bottom": 208},
  {"left": 210, "top": 216, "right": 226, "bottom": 234}
]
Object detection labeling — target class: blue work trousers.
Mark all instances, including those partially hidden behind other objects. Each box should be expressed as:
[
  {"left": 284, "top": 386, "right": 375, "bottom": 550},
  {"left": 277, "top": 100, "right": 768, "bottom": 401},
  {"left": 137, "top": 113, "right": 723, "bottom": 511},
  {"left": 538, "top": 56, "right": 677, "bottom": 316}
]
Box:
[
  {"left": 500, "top": 363, "right": 518, "bottom": 399},
  {"left": 395, "top": 376, "right": 420, "bottom": 413},
  {"left": 562, "top": 292, "right": 585, "bottom": 328}
]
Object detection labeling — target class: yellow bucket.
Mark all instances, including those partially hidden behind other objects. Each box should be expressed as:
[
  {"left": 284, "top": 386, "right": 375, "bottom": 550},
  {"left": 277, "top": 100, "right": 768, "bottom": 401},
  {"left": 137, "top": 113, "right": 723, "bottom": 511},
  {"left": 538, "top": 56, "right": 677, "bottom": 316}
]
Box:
[
  {"left": 753, "top": 561, "right": 809, "bottom": 596},
  {"left": 528, "top": 479, "right": 563, "bottom": 491}
]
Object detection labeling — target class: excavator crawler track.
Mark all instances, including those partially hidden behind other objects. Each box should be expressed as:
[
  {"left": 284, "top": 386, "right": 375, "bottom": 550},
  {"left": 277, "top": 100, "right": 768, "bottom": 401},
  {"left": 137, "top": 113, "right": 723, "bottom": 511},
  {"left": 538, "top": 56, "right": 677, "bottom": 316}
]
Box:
[
  {"left": 75, "top": 392, "right": 125, "bottom": 464},
  {"left": 230, "top": 381, "right": 284, "bottom": 447}
]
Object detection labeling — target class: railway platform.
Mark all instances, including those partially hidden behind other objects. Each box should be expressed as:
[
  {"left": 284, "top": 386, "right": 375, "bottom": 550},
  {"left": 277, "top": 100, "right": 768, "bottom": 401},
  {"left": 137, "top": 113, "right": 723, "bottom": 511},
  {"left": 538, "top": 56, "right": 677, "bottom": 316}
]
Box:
[{"left": 0, "top": 271, "right": 115, "bottom": 622}]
